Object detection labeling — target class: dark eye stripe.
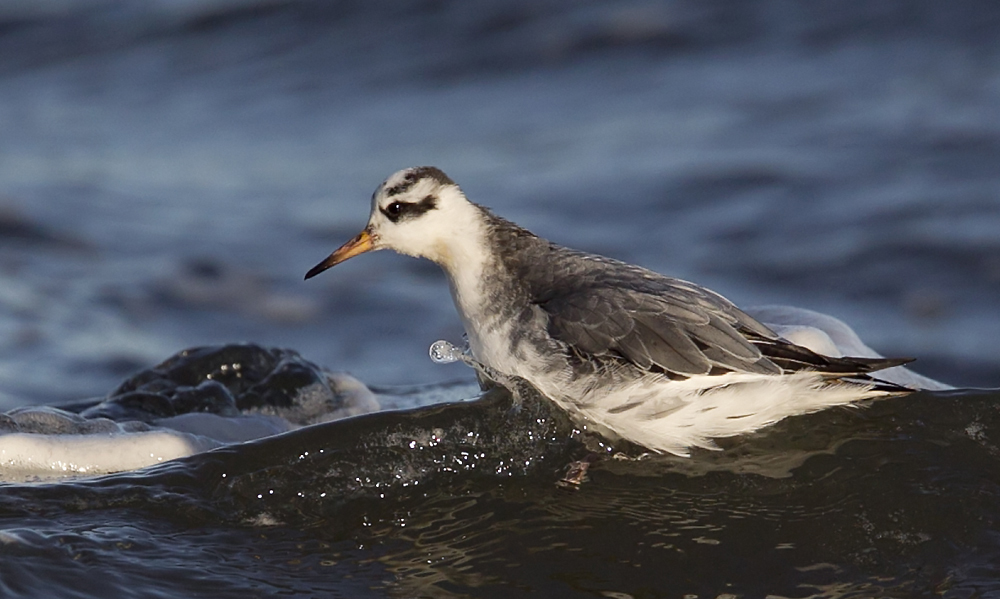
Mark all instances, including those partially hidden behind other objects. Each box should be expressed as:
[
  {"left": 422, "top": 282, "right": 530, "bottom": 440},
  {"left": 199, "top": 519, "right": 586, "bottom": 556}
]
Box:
[{"left": 380, "top": 195, "right": 438, "bottom": 223}]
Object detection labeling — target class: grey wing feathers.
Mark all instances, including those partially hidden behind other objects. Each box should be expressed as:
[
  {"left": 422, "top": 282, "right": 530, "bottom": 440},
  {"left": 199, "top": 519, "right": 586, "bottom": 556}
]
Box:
[
  {"left": 541, "top": 275, "right": 782, "bottom": 377},
  {"left": 534, "top": 253, "right": 911, "bottom": 380}
]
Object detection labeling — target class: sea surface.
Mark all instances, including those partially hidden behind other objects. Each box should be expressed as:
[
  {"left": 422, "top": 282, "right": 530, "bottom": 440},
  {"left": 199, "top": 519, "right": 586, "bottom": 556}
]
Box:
[{"left": 0, "top": 0, "right": 999, "bottom": 597}]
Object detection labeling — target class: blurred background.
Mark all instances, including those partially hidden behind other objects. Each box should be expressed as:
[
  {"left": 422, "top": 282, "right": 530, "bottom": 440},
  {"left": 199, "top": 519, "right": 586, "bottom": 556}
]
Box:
[{"left": 1, "top": 0, "right": 998, "bottom": 408}]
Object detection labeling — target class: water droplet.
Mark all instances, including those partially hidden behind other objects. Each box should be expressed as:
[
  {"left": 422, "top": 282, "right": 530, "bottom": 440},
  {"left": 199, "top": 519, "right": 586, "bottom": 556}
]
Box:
[{"left": 429, "top": 340, "right": 459, "bottom": 364}]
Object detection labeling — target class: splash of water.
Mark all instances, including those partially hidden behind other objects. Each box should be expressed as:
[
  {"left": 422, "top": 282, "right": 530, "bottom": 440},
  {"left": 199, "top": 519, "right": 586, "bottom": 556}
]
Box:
[{"left": 428, "top": 340, "right": 462, "bottom": 364}]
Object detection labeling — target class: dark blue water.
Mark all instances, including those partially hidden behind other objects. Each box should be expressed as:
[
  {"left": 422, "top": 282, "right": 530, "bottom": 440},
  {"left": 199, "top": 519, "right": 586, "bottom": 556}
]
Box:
[
  {"left": 1, "top": 0, "right": 999, "bottom": 596},
  {"left": 2, "top": 383, "right": 999, "bottom": 598}
]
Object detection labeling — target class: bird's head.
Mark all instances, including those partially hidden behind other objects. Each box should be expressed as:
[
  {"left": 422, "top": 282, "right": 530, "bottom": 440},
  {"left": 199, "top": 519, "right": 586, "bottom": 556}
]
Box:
[{"left": 305, "top": 166, "right": 483, "bottom": 279}]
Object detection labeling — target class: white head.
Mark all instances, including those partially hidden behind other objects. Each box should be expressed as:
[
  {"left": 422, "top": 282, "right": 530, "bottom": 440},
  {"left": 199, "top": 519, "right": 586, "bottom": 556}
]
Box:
[{"left": 305, "top": 167, "right": 485, "bottom": 279}]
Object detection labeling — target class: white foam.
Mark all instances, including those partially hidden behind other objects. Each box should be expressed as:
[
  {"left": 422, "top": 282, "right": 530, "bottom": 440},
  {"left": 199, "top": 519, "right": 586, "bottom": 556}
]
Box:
[
  {"left": 0, "top": 371, "right": 382, "bottom": 482},
  {"left": 0, "top": 429, "right": 219, "bottom": 482},
  {"left": 747, "top": 305, "right": 953, "bottom": 391}
]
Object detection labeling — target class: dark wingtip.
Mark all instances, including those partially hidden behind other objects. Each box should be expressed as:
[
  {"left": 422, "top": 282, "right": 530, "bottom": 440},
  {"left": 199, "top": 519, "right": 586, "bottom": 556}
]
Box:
[{"left": 855, "top": 356, "right": 915, "bottom": 372}]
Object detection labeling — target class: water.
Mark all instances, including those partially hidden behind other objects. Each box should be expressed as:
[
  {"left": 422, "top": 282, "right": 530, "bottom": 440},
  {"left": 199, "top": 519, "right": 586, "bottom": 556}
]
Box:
[
  {"left": 1, "top": 0, "right": 999, "bottom": 596},
  {"left": 1, "top": 382, "right": 998, "bottom": 597},
  {"left": 429, "top": 340, "right": 463, "bottom": 365}
]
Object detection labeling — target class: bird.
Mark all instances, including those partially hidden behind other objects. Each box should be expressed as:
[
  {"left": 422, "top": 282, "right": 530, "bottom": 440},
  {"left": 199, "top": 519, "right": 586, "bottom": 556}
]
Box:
[{"left": 305, "top": 166, "right": 913, "bottom": 456}]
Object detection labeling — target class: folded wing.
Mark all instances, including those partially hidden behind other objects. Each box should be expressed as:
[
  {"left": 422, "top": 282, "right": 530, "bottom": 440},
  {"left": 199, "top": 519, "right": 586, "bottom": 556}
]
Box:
[{"left": 536, "top": 263, "right": 910, "bottom": 381}]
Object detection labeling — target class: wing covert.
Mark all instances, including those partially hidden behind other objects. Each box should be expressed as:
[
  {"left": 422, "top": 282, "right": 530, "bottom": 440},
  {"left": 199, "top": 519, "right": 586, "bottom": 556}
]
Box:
[{"left": 540, "top": 279, "right": 777, "bottom": 377}]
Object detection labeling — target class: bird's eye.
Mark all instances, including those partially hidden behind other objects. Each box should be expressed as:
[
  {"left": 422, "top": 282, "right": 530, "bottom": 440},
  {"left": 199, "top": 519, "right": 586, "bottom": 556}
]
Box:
[{"left": 386, "top": 202, "right": 402, "bottom": 217}]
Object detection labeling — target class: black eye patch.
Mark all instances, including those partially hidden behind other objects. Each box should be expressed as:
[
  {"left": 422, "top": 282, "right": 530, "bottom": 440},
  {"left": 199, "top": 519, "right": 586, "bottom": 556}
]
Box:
[{"left": 380, "top": 195, "right": 438, "bottom": 222}]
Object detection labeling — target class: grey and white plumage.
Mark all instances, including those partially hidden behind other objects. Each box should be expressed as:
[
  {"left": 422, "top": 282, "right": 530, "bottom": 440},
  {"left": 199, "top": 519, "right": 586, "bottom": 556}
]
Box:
[{"left": 306, "top": 167, "right": 913, "bottom": 455}]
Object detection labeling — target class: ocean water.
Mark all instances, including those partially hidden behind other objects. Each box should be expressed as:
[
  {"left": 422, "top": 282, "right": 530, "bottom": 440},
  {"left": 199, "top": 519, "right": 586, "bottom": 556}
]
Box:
[
  {"left": 2, "top": 372, "right": 999, "bottom": 598},
  {"left": 1, "top": 0, "right": 999, "bottom": 596}
]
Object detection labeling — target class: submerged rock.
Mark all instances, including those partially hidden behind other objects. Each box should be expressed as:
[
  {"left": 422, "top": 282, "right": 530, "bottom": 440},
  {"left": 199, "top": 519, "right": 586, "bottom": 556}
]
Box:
[
  {"left": 81, "top": 343, "right": 379, "bottom": 425},
  {"left": 0, "top": 344, "right": 382, "bottom": 480}
]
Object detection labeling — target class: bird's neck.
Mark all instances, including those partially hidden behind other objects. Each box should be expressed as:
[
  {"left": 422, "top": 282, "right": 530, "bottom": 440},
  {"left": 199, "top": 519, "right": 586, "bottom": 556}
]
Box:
[
  {"left": 429, "top": 204, "right": 496, "bottom": 317},
  {"left": 438, "top": 207, "right": 534, "bottom": 330},
  {"left": 437, "top": 208, "right": 544, "bottom": 372}
]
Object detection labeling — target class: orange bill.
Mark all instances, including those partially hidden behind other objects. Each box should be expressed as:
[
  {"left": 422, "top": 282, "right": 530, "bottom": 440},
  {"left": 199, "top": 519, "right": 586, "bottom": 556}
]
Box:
[{"left": 304, "top": 228, "right": 375, "bottom": 280}]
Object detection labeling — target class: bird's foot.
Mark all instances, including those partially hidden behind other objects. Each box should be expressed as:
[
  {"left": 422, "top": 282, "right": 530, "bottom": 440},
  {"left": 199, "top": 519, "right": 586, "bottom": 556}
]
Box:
[{"left": 557, "top": 453, "right": 600, "bottom": 489}]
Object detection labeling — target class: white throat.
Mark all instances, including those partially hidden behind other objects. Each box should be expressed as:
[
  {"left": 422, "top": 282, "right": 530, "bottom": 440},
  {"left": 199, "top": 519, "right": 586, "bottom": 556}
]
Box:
[{"left": 438, "top": 212, "right": 494, "bottom": 323}]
